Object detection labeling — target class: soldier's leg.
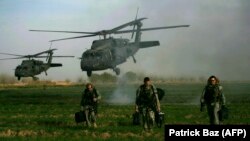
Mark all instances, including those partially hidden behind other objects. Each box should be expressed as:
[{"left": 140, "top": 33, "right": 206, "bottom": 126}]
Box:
[
  {"left": 213, "top": 102, "right": 220, "bottom": 125},
  {"left": 93, "top": 103, "right": 98, "bottom": 117},
  {"left": 148, "top": 109, "right": 155, "bottom": 130},
  {"left": 89, "top": 107, "right": 97, "bottom": 127},
  {"left": 140, "top": 108, "right": 148, "bottom": 130},
  {"left": 207, "top": 104, "right": 215, "bottom": 125},
  {"left": 84, "top": 106, "right": 91, "bottom": 127}
]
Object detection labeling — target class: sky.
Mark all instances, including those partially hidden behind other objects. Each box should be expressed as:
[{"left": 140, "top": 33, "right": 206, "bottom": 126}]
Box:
[{"left": 0, "top": 0, "right": 249, "bottom": 81}]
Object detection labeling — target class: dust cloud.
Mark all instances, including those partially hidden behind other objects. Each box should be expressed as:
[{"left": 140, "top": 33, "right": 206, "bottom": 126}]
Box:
[{"left": 107, "top": 75, "right": 137, "bottom": 105}]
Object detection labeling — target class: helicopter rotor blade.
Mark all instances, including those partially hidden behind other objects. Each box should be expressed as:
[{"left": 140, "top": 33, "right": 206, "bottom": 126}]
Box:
[
  {"left": 0, "top": 53, "right": 24, "bottom": 57},
  {"left": 32, "top": 48, "right": 57, "bottom": 57},
  {"left": 50, "top": 34, "right": 97, "bottom": 42},
  {"left": 29, "top": 30, "right": 96, "bottom": 35},
  {"left": 30, "top": 17, "right": 147, "bottom": 41},
  {"left": 109, "top": 17, "right": 147, "bottom": 33},
  {"left": 0, "top": 57, "right": 25, "bottom": 60},
  {"left": 51, "top": 56, "right": 74, "bottom": 58},
  {"left": 35, "top": 56, "right": 74, "bottom": 58},
  {"left": 131, "top": 7, "right": 139, "bottom": 39},
  {"left": 114, "top": 25, "right": 190, "bottom": 34}
]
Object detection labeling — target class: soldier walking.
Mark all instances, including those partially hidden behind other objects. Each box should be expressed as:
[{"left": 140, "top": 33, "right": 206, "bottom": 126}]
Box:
[
  {"left": 200, "top": 75, "right": 226, "bottom": 125},
  {"left": 80, "top": 83, "right": 101, "bottom": 128},
  {"left": 135, "top": 77, "right": 161, "bottom": 131}
]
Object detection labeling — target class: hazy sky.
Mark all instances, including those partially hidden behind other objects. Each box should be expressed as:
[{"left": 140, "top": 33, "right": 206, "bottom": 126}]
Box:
[{"left": 0, "top": 0, "right": 249, "bottom": 81}]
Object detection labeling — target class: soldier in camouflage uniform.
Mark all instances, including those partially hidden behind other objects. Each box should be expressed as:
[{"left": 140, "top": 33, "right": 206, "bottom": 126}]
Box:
[
  {"left": 200, "top": 75, "right": 226, "bottom": 125},
  {"left": 135, "top": 77, "right": 161, "bottom": 131},
  {"left": 80, "top": 83, "right": 101, "bottom": 128}
]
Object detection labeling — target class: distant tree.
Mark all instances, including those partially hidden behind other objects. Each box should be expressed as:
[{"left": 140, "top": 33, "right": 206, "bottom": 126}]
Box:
[
  {"left": 88, "top": 74, "right": 100, "bottom": 83},
  {"left": 199, "top": 76, "right": 206, "bottom": 82},
  {"left": 88, "top": 72, "right": 117, "bottom": 83},
  {"left": 100, "top": 72, "right": 117, "bottom": 82},
  {"left": 65, "top": 78, "right": 71, "bottom": 83},
  {"left": 123, "top": 71, "right": 137, "bottom": 82},
  {"left": 77, "top": 77, "right": 84, "bottom": 83},
  {"left": 0, "top": 74, "right": 17, "bottom": 84},
  {"left": 21, "top": 78, "right": 33, "bottom": 83}
]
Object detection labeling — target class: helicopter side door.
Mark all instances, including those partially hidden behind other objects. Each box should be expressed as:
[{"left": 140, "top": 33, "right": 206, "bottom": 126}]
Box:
[{"left": 111, "top": 40, "right": 127, "bottom": 65}]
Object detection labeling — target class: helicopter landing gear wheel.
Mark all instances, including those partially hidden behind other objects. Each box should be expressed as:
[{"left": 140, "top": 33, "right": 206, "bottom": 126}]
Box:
[
  {"left": 17, "top": 76, "right": 21, "bottom": 81},
  {"left": 87, "top": 71, "right": 92, "bottom": 77},
  {"left": 114, "top": 68, "right": 120, "bottom": 75}
]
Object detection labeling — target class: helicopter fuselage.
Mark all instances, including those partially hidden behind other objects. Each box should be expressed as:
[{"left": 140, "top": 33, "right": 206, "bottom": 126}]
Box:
[
  {"left": 81, "top": 38, "right": 138, "bottom": 70},
  {"left": 80, "top": 38, "right": 159, "bottom": 76},
  {"left": 14, "top": 59, "right": 63, "bottom": 80},
  {"left": 15, "top": 60, "right": 48, "bottom": 78}
]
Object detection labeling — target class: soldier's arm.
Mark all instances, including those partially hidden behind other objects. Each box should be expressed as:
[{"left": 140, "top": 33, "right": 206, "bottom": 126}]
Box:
[
  {"left": 219, "top": 86, "right": 226, "bottom": 105},
  {"left": 95, "top": 90, "right": 101, "bottom": 100},
  {"left": 152, "top": 85, "right": 161, "bottom": 112},
  {"left": 135, "top": 87, "right": 140, "bottom": 112},
  {"left": 200, "top": 88, "right": 206, "bottom": 112},
  {"left": 80, "top": 91, "right": 85, "bottom": 106},
  {"left": 80, "top": 91, "right": 85, "bottom": 111},
  {"left": 200, "top": 88, "right": 206, "bottom": 104}
]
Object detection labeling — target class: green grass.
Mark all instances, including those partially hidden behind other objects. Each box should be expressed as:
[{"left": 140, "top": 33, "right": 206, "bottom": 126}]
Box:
[{"left": 0, "top": 83, "right": 250, "bottom": 140}]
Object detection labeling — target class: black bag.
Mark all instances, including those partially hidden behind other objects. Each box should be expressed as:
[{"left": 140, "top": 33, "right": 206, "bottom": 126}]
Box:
[
  {"left": 156, "top": 88, "right": 165, "bottom": 101},
  {"left": 155, "top": 112, "right": 165, "bottom": 128},
  {"left": 75, "top": 111, "right": 86, "bottom": 123},
  {"left": 219, "top": 106, "right": 229, "bottom": 121},
  {"left": 132, "top": 112, "right": 140, "bottom": 125}
]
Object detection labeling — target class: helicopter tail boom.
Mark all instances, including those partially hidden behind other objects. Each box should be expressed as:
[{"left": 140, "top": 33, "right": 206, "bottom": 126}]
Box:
[
  {"left": 50, "top": 63, "right": 62, "bottom": 67},
  {"left": 139, "top": 41, "right": 160, "bottom": 48}
]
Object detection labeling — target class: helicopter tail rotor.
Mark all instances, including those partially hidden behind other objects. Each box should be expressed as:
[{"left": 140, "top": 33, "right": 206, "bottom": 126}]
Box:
[{"left": 46, "top": 42, "right": 53, "bottom": 61}]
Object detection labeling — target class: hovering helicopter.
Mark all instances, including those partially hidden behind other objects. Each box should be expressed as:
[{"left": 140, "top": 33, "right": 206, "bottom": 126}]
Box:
[
  {"left": 0, "top": 49, "right": 74, "bottom": 80},
  {"left": 30, "top": 16, "right": 189, "bottom": 77}
]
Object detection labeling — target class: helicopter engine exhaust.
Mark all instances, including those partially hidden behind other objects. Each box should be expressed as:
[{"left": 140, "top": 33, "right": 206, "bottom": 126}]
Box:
[{"left": 139, "top": 41, "right": 160, "bottom": 48}]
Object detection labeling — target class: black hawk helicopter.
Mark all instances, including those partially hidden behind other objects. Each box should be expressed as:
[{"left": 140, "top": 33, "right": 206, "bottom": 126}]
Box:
[
  {"left": 30, "top": 17, "right": 189, "bottom": 77},
  {"left": 0, "top": 49, "right": 74, "bottom": 80}
]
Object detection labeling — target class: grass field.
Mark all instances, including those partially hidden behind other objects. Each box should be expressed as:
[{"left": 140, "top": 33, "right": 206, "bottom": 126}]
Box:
[{"left": 0, "top": 82, "right": 250, "bottom": 140}]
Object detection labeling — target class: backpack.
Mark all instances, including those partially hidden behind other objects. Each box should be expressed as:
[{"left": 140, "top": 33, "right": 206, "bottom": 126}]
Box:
[{"left": 156, "top": 88, "right": 165, "bottom": 101}]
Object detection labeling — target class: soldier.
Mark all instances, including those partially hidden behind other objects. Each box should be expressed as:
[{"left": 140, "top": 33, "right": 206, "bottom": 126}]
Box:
[
  {"left": 135, "top": 77, "right": 161, "bottom": 131},
  {"left": 80, "top": 83, "right": 101, "bottom": 128},
  {"left": 200, "top": 75, "right": 226, "bottom": 125}
]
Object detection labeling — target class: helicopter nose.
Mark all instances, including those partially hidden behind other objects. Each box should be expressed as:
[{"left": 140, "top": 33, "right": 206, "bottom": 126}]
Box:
[
  {"left": 15, "top": 68, "right": 24, "bottom": 77},
  {"left": 81, "top": 59, "right": 89, "bottom": 70}
]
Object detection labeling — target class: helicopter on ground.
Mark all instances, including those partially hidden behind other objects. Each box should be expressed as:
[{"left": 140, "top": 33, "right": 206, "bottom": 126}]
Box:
[
  {"left": 30, "top": 16, "right": 189, "bottom": 77},
  {"left": 0, "top": 49, "right": 74, "bottom": 80}
]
